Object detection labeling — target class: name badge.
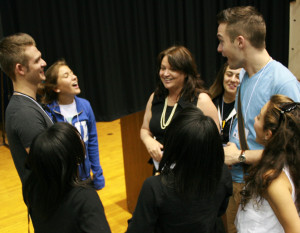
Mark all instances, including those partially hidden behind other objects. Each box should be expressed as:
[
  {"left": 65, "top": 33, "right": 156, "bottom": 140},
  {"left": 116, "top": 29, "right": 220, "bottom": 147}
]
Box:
[
  {"left": 232, "top": 124, "right": 239, "bottom": 139},
  {"left": 232, "top": 124, "right": 249, "bottom": 140},
  {"left": 245, "top": 128, "right": 249, "bottom": 139}
]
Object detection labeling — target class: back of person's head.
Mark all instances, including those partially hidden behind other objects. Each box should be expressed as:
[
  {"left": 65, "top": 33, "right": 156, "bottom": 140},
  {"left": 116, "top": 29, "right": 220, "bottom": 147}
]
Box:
[
  {"left": 243, "top": 94, "right": 300, "bottom": 210},
  {"left": 217, "top": 6, "right": 266, "bottom": 49},
  {"left": 40, "top": 59, "right": 67, "bottom": 104},
  {"left": 159, "top": 106, "right": 224, "bottom": 198},
  {"left": 209, "top": 62, "right": 228, "bottom": 99},
  {"left": 0, "top": 33, "right": 36, "bottom": 81},
  {"left": 155, "top": 45, "right": 205, "bottom": 101},
  {"left": 24, "top": 122, "right": 85, "bottom": 216}
]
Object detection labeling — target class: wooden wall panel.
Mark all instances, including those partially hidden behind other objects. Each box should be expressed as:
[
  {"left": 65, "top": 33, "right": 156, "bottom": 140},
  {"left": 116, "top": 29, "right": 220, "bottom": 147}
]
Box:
[
  {"left": 289, "top": 0, "right": 300, "bottom": 81},
  {"left": 120, "top": 111, "right": 153, "bottom": 213}
]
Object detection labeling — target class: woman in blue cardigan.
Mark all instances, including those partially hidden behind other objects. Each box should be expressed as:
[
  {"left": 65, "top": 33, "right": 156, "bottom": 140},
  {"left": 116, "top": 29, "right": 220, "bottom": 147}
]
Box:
[{"left": 41, "top": 59, "right": 105, "bottom": 190}]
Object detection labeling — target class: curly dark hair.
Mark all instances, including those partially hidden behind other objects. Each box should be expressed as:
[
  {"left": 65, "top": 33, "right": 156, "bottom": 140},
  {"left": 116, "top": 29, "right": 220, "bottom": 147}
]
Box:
[
  {"left": 154, "top": 45, "right": 207, "bottom": 102},
  {"left": 241, "top": 95, "right": 300, "bottom": 211}
]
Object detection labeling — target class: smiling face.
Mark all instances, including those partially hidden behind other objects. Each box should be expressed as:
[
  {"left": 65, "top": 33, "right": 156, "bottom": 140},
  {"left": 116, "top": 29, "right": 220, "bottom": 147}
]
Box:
[
  {"left": 55, "top": 65, "right": 81, "bottom": 98},
  {"left": 24, "top": 45, "right": 47, "bottom": 84},
  {"left": 159, "top": 55, "right": 186, "bottom": 92},
  {"left": 254, "top": 102, "right": 270, "bottom": 145},
  {"left": 223, "top": 66, "right": 241, "bottom": 97},
  {"left": 217, "top": 23, "right": 243, "bottom": 70}
]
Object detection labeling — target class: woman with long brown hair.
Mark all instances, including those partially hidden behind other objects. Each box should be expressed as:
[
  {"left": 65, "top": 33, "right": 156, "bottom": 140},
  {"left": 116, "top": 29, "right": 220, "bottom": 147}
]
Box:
[
  {"left": 235, "top": 94, "right": 300, "bottom": 233},
  {"left": 140, "top": 45, "right": 219, "bottom": 172},
  {"left": 209, "top": 62, "right": 241, "bottom": 144}
]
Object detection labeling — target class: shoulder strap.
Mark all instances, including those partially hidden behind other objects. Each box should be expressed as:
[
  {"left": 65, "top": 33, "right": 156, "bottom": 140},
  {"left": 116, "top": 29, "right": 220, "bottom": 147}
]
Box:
[{"left": 237, "top": 87, "right": 249, "bottom": 150}]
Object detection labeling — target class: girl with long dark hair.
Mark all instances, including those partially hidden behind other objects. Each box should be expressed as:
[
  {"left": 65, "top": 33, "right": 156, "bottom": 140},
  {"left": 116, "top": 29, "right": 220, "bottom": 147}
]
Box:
[
  {"left": 24, "top": 122, "right": 111, "bottom": 233},
  {"left": 128, "top": 107, "right": 232, "bottom": 232}
]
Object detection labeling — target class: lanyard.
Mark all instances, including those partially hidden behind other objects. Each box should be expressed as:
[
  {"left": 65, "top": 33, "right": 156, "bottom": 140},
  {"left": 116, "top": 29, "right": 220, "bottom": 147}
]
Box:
[
  {"left": 217, "top": 97, "right": 236, "bottom": 136},
  {"left": 13, "top": 91, "right": 53, "bottom": 123},
  {"left": 243, "top": 58, "right": 272, "bottom": 122}
]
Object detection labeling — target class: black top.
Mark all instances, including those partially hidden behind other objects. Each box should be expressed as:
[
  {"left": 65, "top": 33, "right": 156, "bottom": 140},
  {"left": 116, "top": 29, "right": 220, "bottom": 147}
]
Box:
[
  {"left": 30, "top": 186, "right": 111, "bottom": 233},
  {"left": 213, "top": 95, "right": 236, "bottom": 144},
  {"left": 126, "top": 164, "right": 232, "bottom": 233},
  {"left": 5, "top": 95, "right": 53, "bottom": 183},
  {"left": 149, "top": 94, "right": 198, "bottom": 145}
]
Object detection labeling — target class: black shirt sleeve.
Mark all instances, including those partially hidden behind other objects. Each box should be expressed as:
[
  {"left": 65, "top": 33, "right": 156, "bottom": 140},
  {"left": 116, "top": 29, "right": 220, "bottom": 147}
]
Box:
[
  {"left": 78, "top": 188, "right": 111, "bottom": 233},
  {"left": 217, "top": 164, "right": 233, "bottom": 217},
  {"left": 126, "top": 177, "right": 159, "bottom": 233}
]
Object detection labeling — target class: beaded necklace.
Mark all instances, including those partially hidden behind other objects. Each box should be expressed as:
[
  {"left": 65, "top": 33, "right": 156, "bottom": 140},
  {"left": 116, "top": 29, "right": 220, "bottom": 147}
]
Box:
[{"left": 160, "top": 97, "right": 178, "bottom": 129}]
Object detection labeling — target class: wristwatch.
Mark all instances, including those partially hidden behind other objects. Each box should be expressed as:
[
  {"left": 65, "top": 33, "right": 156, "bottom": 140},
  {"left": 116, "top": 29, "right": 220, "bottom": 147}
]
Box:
[{"left": 238, "top": 150, "right": 246, "bottom": 163}]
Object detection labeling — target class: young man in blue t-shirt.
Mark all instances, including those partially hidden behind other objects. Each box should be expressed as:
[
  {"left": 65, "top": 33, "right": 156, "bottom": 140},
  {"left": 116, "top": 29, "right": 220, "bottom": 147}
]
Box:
[{"left": 216, "top": 6, "right": 300, "bottom": 233}]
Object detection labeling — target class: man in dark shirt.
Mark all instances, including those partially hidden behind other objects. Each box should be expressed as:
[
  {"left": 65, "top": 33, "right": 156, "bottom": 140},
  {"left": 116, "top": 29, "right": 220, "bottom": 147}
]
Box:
[{"left": 0, "top": 33, "right": 53, "bottom": 183}]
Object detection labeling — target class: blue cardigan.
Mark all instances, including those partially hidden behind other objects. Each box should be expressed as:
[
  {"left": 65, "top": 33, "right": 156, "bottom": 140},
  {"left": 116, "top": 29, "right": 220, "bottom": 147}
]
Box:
[{"left": 46, "top": 96, "right": 105, "bottom": 190}]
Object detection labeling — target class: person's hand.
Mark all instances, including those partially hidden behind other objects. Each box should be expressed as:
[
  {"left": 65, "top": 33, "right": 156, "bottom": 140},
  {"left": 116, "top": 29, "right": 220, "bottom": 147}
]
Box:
[
  {"left": 144, "top": 138, "right": 163, "bottom": 162},
  {"left": 224, "top": 142, "right": 240, "bottom": 165}
]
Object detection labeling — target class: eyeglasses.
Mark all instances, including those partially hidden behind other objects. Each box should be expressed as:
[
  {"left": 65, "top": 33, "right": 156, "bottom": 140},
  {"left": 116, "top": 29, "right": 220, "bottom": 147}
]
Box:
[{"left": 278, "top": 102, "right": 299, "bottom": 125}]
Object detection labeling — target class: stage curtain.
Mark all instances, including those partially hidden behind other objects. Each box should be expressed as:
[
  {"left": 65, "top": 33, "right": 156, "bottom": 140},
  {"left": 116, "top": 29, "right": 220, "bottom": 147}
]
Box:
[{"left": 0, "top": 0, "right": 291, "bottom": 121}]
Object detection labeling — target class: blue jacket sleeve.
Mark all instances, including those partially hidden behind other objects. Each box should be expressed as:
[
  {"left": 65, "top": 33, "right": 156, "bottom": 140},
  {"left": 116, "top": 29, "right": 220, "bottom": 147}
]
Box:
[{"left": 86, "top": 102, "right": 105, "bottom": 190}]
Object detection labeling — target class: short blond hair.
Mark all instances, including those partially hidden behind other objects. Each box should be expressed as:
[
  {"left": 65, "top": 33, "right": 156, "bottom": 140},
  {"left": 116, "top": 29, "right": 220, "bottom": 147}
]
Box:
[
  {"left": 0, "top": 33, "right": 36, "bottom": 81},
  {"left": 217, "top": 6, "right": 266, "bottom": 49}
]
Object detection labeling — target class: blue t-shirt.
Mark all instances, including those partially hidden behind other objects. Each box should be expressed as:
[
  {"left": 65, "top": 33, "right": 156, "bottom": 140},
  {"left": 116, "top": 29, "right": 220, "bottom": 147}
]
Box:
[{"left": 229, "top": 60, "right": 300, "bottom": 183}]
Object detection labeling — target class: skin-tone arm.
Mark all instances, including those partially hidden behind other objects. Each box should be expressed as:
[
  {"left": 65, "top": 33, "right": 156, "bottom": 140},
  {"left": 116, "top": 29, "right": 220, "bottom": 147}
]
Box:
[
  {"left": 140, "top": 93, "right": 163, "bottom": 162},
  {"left": 223, "top": 142, "right": 263, "bottom": 165},
  {"left": 266, "top": 171, "right": 300, "bottom": 233},
  {"left": 197, "top": 93, "right": 220, "bottom": 131}
]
